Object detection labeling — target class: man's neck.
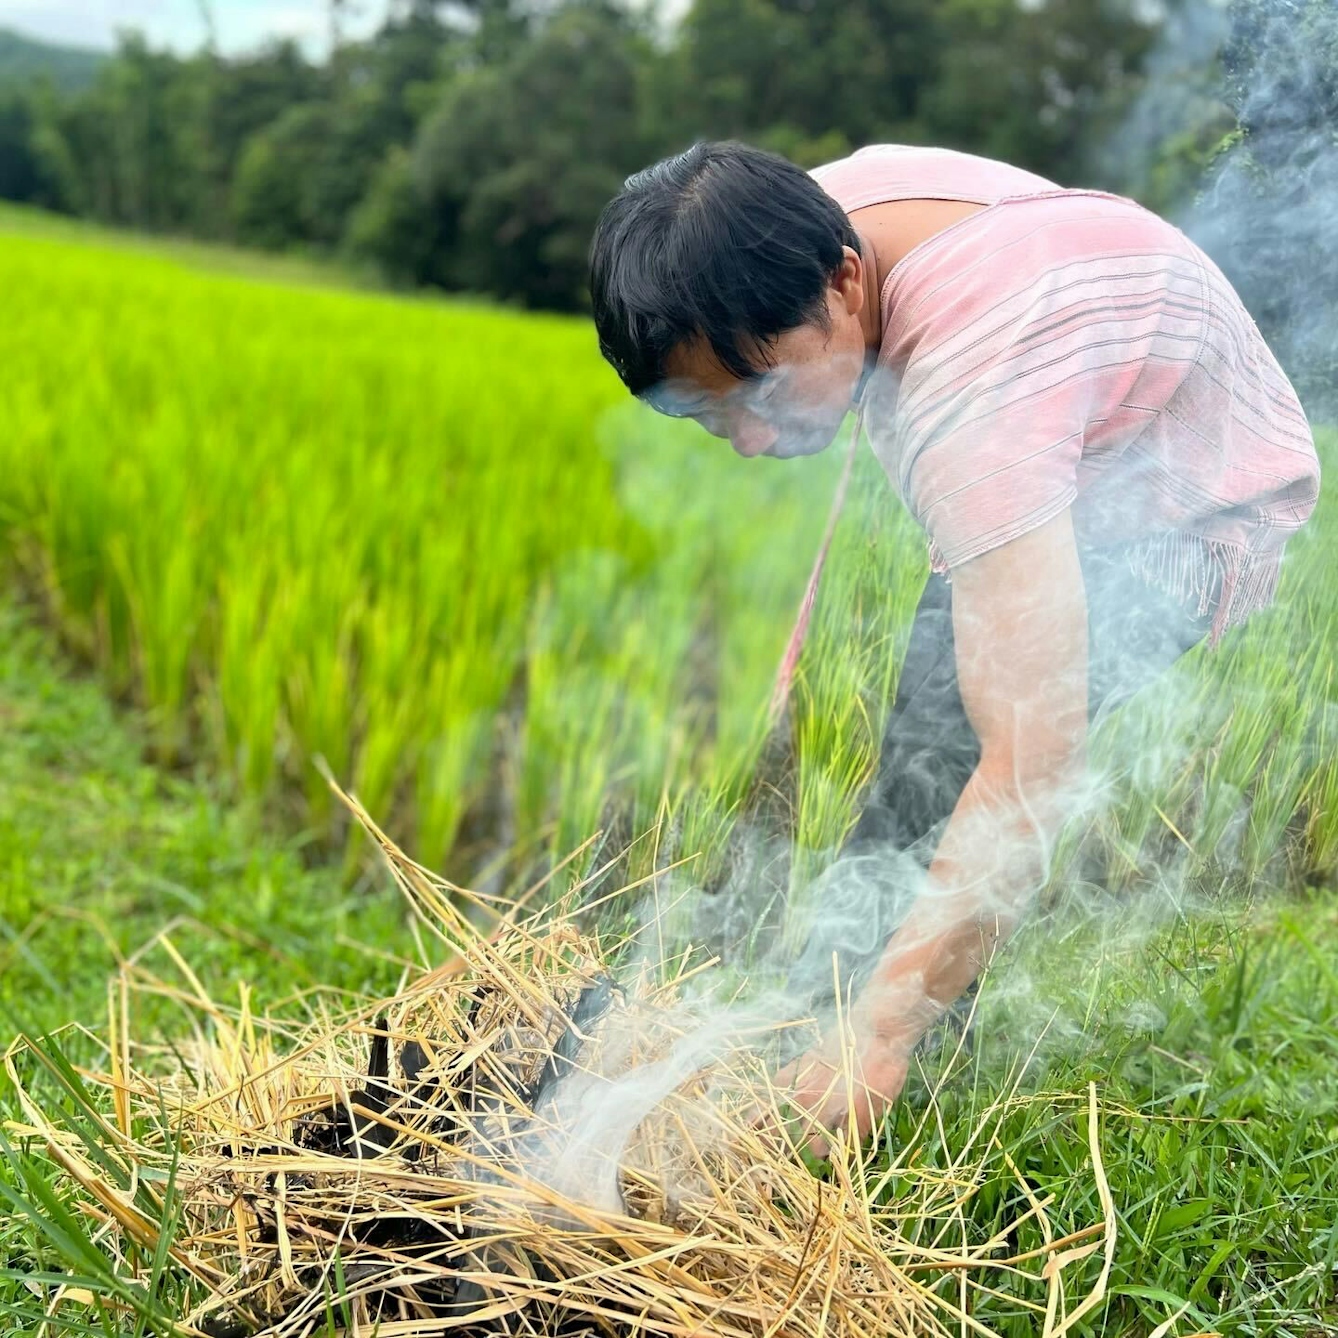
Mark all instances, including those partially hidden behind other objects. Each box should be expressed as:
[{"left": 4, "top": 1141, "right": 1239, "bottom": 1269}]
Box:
[{"left": 856, "top": 229, "right": 884, "bottom": 353}]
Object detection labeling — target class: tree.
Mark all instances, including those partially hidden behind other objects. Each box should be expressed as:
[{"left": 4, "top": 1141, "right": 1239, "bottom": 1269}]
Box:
[
  {"left": 233, "top": 103, "right": 343, "bottom": 248},
  {"left": 918, "top": 0, "right": 1160, "bottom": 185},
  {"left": 661, "top": 0, "right": 938, "bottom": 150},
  {"left": 346, "top": 145, "right": 449, "bottom": 285},
  {"left": 31, "top": 33, "right": 202, "bottom": 229},
  {"left": 192, "top": 42, "right": 322, "bottom": 235},
  {"left": 0, "top": 95, "right": 50, "bottom": 204},
  {"left": 412, "top": 1, "right": 653, "bottom": 307}
]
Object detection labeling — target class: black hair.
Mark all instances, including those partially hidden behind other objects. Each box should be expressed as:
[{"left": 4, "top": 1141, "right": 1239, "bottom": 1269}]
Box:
[{"left": 588, "top": 141, "right": 860, "bottom": 399}]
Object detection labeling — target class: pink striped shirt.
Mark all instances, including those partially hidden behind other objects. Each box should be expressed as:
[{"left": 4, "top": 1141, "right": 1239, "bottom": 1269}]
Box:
[{"left": 812, "top": 145, "right": 1320, "bottom": 638}]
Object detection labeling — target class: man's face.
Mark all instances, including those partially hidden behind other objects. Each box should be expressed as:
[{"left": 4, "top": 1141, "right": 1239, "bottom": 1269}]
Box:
[{"left": 649, "top": 286, "right": 868, "bottom": 460}]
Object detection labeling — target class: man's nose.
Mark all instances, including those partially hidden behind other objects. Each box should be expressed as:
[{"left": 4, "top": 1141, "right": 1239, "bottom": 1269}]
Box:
[{"left": 730, "top": 415, "right": 778, "bottom": 458}]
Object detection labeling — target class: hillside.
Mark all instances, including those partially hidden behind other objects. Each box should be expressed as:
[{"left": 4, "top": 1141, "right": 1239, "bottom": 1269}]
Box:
[{"left": 0, "top": 25, "right": 105, "bottom": 94}]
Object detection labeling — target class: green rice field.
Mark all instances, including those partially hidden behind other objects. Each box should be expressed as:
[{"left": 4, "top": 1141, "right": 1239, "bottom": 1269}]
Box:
[
  {"left": 0, "top": 209, "right": 899, "bottom": 873},
  {"left": 3, "top": 207, "right": 1337, "bottom": 895},
  {"left": 1, "top": 208, "right": 1337, "bottom": 1334}
]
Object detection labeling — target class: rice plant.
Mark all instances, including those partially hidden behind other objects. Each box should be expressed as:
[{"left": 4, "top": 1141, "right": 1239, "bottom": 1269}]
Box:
[{"left": 1, "top": 211, "right": 1335, "bottom": 900}]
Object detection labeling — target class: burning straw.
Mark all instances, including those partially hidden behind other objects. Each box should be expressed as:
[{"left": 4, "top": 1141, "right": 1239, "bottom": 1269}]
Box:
[{"left": 6, "top": 784, "right": 1117, "bottom": 1337}]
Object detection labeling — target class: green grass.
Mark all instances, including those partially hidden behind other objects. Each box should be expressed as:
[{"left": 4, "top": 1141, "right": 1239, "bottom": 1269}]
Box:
[
  {"left": 889, "top": 888, "right": 1338, "bottom": 1335},
  {"left": 0, "top": 598, "right": 408, "bottom": 1333},
  {"left": 1, "top": 599, "right": 1335, "bottom": 1335},
  {"left": 0, "top": 202, "right": 373, "bottom": 292},
  {"left": 0, "top": 597, "right": 407, "bottom": 1029}
]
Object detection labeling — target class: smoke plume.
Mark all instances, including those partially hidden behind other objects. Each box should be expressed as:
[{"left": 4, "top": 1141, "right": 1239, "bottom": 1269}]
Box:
[{"left": 535, "top": 0, "right": 1333, "bottom": 1211}]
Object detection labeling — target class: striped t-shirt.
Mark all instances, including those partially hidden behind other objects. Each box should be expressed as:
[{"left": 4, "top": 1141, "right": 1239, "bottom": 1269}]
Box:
[{"left": 812, "top": 145, "right": 1320, "bottom": 639}]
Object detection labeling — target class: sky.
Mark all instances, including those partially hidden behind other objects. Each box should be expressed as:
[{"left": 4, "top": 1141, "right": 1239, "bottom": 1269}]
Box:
[{"left": 0, "top": 0, "right": 383, "bottom": 56}]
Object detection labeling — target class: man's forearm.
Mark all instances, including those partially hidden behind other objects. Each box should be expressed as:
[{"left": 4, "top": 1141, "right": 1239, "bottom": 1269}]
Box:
[{"left": 856, "top": 754, "right": 1071, "bottom": 1054}]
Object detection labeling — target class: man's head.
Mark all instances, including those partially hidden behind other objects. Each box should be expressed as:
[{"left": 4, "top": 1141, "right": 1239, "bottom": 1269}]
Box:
[{"left": 589, "top": 141, "right": 872, "bottom": 459}]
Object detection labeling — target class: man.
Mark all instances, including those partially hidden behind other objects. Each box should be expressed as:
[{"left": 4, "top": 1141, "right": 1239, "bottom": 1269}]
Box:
[{"left": 588, "top": 141, "right": 1319, "bottom": 1148}]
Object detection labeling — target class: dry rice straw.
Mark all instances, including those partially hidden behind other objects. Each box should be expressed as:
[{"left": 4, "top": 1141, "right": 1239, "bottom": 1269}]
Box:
[{"left": 7, "top": 782, "right": 1117, "bottom": 1337}]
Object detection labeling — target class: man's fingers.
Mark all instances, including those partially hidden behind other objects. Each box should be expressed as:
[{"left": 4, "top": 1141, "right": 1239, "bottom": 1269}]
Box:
[
  {"left": 781, "top": 1052, "right": 851, "bottom": 1133},
  {"left": 758, "top": 1038, "right": 907, "bottom": 1161}
]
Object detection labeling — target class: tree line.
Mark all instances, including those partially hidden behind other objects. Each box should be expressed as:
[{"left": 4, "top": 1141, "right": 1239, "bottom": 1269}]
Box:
[
  {"left": 0, "top": 0, "right": 1194, "bottom": 304},
  {"left": 0, "top": 0, "right": 1332, "bottom": 410}
]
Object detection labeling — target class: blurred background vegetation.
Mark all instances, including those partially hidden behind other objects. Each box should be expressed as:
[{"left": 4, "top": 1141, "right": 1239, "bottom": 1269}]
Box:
[{"left": 0, "top": 3, "right": 1272, "bottom": 289}]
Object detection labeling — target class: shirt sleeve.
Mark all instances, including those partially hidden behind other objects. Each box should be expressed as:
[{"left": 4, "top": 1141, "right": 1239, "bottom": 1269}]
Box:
[
  {"left": 891, "top": 242, "right": 1204, "bottom": 571},
  {"left": 895, "top": 263, "right": 1095, "bottom": 570},
  {"left": 906, "top": 382, "right": 1087, "bottom": 571}
]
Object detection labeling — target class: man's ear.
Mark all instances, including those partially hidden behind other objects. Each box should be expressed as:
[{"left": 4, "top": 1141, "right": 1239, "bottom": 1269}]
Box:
[{"left": 834, "top": 246, "right": 864, "bottom": 317}]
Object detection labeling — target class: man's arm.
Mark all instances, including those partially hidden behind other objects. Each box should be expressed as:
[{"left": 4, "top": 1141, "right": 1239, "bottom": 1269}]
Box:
[{"left": 780, "top": 507, "right": 1090, "bottom": 1146}]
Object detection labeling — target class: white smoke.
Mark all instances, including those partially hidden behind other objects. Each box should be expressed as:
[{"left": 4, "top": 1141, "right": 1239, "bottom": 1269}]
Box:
[
  {"left": 526, "top": 0, "right": 1334, "bottom": 1216},
  {"left": 1108, "top": 0, "right": 1338, "bottom": 418}
]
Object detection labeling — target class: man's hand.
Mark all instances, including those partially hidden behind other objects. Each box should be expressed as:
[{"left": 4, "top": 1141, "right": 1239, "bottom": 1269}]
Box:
[{"left": 773, "top": 1004, "right": 913, "bottom": 1157}]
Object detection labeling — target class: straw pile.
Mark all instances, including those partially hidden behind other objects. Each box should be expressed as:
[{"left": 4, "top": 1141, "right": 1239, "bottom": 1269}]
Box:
[{"left": 7, "top": 786, "right": 1117, "bottom": 1338}]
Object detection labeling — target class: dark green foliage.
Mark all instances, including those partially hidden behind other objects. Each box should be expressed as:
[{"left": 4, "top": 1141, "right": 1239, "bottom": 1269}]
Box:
[
  {"left": 917, "top": 0, "right": 1159, "bottom": 185},
  {"left": 189, "top": 42, "right": 324, "bottom": 233},
  {"left": 346, "top": 145, "right": 448, "bottom": 287},
  {"left": 233, "top": 102, "right": 347, "bottom": 248},
  {"left": 0, "top": 0, "right": 1168, "bottom": 310},
  {"left": 30, "top": 34, "right": 206, "bottom": 230},
  {"left": 660, "top": 0, "right": 938, "bottom": 148},
  {"left": 0, "top": 95, "right": 57, "bottom": 205},
  {"left": 413, "top": 2, "right": 652, "bottom": 308}
]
